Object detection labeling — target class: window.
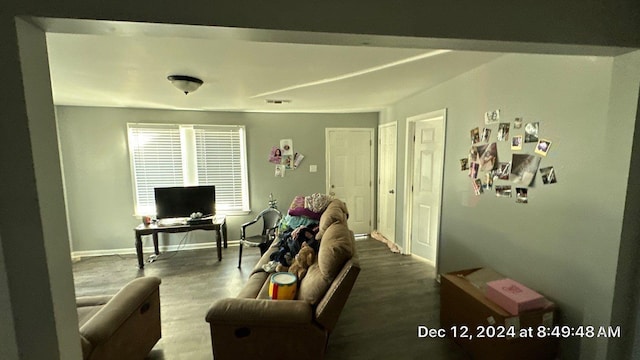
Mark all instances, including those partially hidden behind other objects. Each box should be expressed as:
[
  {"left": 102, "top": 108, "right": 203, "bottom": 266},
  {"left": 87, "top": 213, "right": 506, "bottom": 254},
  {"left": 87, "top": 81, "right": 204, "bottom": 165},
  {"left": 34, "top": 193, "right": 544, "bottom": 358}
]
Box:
[{"left": 128, "top": 123, "right": 249, "bottom": 216}]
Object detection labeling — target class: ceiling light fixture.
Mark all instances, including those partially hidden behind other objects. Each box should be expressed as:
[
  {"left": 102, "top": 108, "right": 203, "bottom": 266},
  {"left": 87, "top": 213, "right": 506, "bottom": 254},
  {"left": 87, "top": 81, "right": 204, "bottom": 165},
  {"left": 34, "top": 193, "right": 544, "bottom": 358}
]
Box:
[{"left": 167, "top": 75, "right": 203, "bottom": 95}]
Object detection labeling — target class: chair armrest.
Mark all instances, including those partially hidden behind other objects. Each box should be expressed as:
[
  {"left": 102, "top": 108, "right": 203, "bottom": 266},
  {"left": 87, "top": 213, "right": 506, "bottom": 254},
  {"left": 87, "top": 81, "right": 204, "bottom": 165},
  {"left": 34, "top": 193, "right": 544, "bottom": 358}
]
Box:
[
  {"left": 206, "top": 298, "right": 313, "bottom": 326},
  {"left": 240, "top": 219, "right": 259, "bottom": 239},
  {"left": 79, "top": 277, "right": 161, "bottom": 345}
]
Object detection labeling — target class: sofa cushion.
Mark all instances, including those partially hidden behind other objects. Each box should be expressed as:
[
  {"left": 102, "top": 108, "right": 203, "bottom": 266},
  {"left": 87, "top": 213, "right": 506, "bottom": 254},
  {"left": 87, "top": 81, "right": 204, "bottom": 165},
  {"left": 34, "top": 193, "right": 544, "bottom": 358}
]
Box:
[
  {"left": 318, "top": 222, "right": 353, "bottom": 280},
  {"left": 297, "top": 264, "right": 330, "bottom": 304},
  {"left": 315, "top": 200, "right": 349, "bottom": 240},
  {"left": 298, "top": 221, "right": 353, "bottom": 304}
]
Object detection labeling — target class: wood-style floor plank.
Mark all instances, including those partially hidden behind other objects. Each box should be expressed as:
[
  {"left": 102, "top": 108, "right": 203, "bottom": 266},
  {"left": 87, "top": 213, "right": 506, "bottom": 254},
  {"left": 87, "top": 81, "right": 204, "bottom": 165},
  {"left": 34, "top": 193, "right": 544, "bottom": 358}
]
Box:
[{"left": 72, "top": 237, "right": 469, "bottom": 359}]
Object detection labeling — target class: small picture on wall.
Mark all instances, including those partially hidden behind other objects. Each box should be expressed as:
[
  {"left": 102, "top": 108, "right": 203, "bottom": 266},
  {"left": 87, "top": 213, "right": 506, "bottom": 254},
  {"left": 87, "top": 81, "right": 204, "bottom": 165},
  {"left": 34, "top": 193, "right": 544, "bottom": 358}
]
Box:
[
  {"left": 540, "top": 166, "right": 557, "bottom": 184},
  {"left": 481, "top": 128, "right": 492, "bottom": 142},
  {"left": 511, "top": 154, "right": 541, "bottom": 186},
  {"left": 535, "top": 139, "right": 552, "bottom": 156},
  {"left": 495, "top": 185, "right": 512, "bottom": 197},
  {"left": 495, "top": 162, "right": 511, "bottom": 180},
  {"left": 484, "top": 173, "right": 493, "bottom": 189},
  {"left": 269, "top": 146, "right": 282, "bottom": 164},
  {"left": 282, "top": 155, "right": 294, "bottom": 169},
  {"left": 497, "top": 123, "right": 510, "bottom": 141},
  {"left": 514, "top": 117, "right": 523, "bottom": 129},
  {"left": 469, "top": 147, "right": 479, "bottom": 162},
  {"left": 470, "top": 127, "right": 480, "bottom": 144},
  {"left": 473, "top": 179, "right": 484, "bottom": 195},
  {"left": 516, "top": 188, "right": 528, "bottom": 204},
  {"left": 524, "top": 122, "right": 539, "bottom": 143},
  {"left": 511, "top": 135, "right": 523, "bottom": 150},
  {"left": 484, "top": 109, "right": 501, "bottom": 124},
  {"left": 472, "top": 142, "right": 498, "bottom": 171},
  {"left": 280, "top": 139, "right": 294, "bottom": 155},
  {"left": 469, "top": 162, "right": 479, "bottom": 179},
  {"left": 275, "top": 164, "right": 286, "bottom": 177},
  {"left": 460, "top": 158, "right": 469, "bottom": 171},
  {"left": 293, "top": 153, "right": 305, "bottom": 168}
]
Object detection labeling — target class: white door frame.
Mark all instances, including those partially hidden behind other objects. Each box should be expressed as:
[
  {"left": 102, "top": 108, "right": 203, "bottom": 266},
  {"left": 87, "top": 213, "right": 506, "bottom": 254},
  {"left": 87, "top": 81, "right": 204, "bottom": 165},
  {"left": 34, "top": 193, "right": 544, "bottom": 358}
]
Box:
[
  {"left": 377, "top": 122, "right": 397, "bottom": 243},
  {"left": 325, "top": 127, "right": 375, "bottom": 235},
  {"left": 403, "top": 109, "right": 447, "bottom": 271}
]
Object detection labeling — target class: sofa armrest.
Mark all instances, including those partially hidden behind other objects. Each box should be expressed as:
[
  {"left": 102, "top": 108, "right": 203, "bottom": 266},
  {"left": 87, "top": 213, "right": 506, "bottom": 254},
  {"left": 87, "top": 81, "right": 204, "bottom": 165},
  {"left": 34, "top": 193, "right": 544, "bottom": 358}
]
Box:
[
  {"left": 206, "top": 298, "right": 313, "bottom": 326},
  {"left": 79, "top": 276, "right": 161, "bottom": 345}
]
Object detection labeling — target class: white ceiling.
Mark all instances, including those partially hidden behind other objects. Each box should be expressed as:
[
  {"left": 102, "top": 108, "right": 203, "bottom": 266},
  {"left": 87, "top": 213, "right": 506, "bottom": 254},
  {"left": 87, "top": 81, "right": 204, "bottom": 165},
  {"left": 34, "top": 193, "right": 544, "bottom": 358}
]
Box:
[{"left": 43, "top": 20, "right": 506, "bottom": 113}]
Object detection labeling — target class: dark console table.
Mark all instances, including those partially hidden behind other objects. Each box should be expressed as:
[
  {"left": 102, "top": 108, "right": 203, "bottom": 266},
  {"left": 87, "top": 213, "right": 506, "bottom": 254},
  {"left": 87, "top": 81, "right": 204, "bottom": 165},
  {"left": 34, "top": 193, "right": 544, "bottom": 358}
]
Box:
[{"left": 134, "top": 215, "right": 227, "bottom": 269}]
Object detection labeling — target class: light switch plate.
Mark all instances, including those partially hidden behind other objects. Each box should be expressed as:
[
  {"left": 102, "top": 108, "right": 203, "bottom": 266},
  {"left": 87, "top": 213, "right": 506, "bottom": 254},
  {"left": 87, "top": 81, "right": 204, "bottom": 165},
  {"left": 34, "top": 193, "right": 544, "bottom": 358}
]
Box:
[{"left": 309, "top": 165, "right": 318, "bottom": 173}]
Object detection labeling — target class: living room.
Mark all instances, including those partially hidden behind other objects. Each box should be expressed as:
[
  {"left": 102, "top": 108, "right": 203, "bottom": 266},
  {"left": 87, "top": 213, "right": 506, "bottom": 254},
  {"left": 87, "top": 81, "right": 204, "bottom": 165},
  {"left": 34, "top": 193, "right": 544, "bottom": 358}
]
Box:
[{"left": 3, "top": 3, "right": 640, "bottom": 360}]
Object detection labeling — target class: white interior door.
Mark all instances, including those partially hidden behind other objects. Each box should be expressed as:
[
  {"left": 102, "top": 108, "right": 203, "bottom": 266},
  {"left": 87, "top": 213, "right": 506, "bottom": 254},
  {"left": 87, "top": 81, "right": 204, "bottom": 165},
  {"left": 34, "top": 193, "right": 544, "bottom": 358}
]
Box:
[
  {"left": 405, "top": 110, "right": 446, "bottom": 265},
  {"left": 377, "top": 123, "right": 397, "bottom": 243},
  {"left": 326, "top": 128, "right": 374, "bottom": 235}
]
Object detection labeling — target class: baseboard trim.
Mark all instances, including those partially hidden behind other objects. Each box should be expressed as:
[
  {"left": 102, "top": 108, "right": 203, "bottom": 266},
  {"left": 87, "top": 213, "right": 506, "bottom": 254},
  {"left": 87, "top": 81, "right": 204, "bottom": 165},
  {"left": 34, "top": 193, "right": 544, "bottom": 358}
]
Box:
[{"left": 71, "top": 240, "right": 240, "bottom": 260}]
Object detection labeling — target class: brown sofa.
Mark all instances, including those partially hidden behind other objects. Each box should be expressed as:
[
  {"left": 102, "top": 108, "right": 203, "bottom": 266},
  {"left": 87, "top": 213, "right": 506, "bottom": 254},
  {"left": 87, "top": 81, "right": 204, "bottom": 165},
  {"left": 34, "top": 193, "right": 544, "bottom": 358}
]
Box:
[
  {"left": 206, "top": 199, "right": 360, "bottom": 360},
  {"left": 76, "top": 276, "right": 162, "bottom": 360}
]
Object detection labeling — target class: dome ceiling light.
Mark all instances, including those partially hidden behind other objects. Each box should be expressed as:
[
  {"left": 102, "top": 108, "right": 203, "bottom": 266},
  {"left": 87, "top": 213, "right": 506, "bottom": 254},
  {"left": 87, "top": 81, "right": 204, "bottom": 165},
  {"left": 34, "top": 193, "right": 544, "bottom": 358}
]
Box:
[{"left": 167, "top": 75, "right": 203, "bottom": 95}]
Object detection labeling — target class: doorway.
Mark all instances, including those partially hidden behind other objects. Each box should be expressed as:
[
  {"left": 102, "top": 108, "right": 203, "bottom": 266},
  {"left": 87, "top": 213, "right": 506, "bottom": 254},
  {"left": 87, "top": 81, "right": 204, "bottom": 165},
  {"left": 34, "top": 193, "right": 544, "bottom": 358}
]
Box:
[
  {"left": 326, "top": 128, "right": 374, "bottom": 235},
  {"left": 403, "top": 109, "right": 447, "bottom": 269}
]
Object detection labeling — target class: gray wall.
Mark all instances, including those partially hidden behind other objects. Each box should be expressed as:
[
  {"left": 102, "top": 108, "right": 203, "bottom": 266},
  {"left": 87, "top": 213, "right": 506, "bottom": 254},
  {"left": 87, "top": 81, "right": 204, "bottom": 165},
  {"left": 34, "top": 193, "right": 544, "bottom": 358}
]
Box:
[
  {"left": 386, "top": 52, "right": 640, "bottom": 359},
  {"left": 56, "top": 106, "right": 377, "bottom": 253}
]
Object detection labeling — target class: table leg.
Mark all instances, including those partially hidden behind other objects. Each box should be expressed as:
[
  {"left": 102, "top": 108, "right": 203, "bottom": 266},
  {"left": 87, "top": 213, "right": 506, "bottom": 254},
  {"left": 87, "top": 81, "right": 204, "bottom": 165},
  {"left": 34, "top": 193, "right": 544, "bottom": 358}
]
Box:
[
  {"left": 222, "top": 221, "right": 228, "bottom": 248},
  {"left": 135, "top": 234, "right": 144, "bottom": 269},
  {"left": 153, "top": 232, "right": 160, "bottom": 255},
  {"left": 215, "top": 229, "right": 222, "bottom": 261}
]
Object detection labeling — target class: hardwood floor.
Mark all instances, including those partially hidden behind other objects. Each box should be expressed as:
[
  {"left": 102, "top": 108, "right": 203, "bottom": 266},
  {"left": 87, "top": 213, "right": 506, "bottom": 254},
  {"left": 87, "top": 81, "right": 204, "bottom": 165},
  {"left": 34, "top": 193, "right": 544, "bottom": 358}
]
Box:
[{"left": 72, "top": 237, "right": 469, "bottom": 359}]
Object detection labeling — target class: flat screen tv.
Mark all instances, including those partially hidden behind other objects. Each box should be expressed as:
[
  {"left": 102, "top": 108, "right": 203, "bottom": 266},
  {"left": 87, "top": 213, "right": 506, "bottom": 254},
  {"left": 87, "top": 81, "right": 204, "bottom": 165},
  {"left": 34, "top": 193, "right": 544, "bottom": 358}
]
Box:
[{"left": 154, "top": 186, "right": 215, "bottom": 219}]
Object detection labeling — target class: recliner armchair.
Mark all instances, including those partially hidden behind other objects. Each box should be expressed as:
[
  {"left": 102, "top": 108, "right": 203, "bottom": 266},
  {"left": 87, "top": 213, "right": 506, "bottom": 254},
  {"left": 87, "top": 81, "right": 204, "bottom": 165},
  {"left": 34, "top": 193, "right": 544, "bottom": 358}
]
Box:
[
  {"left": 238, "top": 207, "right": 282, "bottom": 268},
  {"left": 76, "top": 276, "right": 161, "bottom": 360}
]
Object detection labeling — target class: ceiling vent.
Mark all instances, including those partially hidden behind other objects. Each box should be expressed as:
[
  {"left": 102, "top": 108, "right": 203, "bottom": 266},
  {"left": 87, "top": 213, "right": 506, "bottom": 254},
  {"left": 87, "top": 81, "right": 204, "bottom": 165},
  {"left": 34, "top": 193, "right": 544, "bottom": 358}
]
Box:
[{"left": 265, "top": 99, "right": 291, "bottom": 105}]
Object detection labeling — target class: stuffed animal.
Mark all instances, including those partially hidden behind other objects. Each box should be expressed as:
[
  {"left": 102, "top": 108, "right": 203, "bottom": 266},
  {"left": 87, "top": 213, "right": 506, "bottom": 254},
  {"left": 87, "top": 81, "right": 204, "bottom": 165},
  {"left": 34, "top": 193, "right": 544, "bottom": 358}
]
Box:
[{"left": 288, "top": 243, "right": 316, "bottom": 280}]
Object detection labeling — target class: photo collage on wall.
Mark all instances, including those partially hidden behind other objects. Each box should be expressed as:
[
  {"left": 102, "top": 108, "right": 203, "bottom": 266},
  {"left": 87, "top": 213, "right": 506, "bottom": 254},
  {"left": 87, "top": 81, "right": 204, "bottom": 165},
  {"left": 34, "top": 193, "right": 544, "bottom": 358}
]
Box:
[
  {"left": 461, "top": 110, "right": 558, "bottom": 204},
  {"left": 269, "top": 139, "right": 304, "bottom": 177}
]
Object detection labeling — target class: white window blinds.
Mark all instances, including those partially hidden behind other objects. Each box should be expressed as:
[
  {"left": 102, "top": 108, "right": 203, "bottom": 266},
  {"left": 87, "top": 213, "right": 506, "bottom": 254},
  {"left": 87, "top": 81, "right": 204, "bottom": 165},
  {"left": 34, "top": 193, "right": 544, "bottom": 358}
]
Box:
[
  {"left": 127, "top": 123, "right": 249, "bottom": 216},
  {"left": 194, "top": 126, "right": 248, "bottom": 211}
]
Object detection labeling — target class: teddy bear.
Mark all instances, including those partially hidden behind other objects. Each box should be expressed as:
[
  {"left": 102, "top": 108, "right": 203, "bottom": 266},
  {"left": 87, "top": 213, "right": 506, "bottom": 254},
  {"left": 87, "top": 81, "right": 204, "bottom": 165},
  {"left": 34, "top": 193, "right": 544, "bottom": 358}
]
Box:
[{"left": 287, "top": 243, "right": 316, "bottom": 280}]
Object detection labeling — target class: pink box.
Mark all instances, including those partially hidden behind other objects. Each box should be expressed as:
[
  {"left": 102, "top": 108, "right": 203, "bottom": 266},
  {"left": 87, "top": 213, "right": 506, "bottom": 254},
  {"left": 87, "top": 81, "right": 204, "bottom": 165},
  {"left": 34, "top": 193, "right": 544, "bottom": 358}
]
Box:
[{"left": 485, "top": 278, "right": 546, "bottom": 315}]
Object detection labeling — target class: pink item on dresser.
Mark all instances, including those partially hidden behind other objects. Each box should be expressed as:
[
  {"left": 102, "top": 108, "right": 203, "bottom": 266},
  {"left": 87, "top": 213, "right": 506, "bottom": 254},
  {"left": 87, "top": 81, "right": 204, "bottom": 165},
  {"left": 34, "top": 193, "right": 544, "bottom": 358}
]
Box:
[{"left": 486, "top": 278, "right": 547, "bottom": 315}]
